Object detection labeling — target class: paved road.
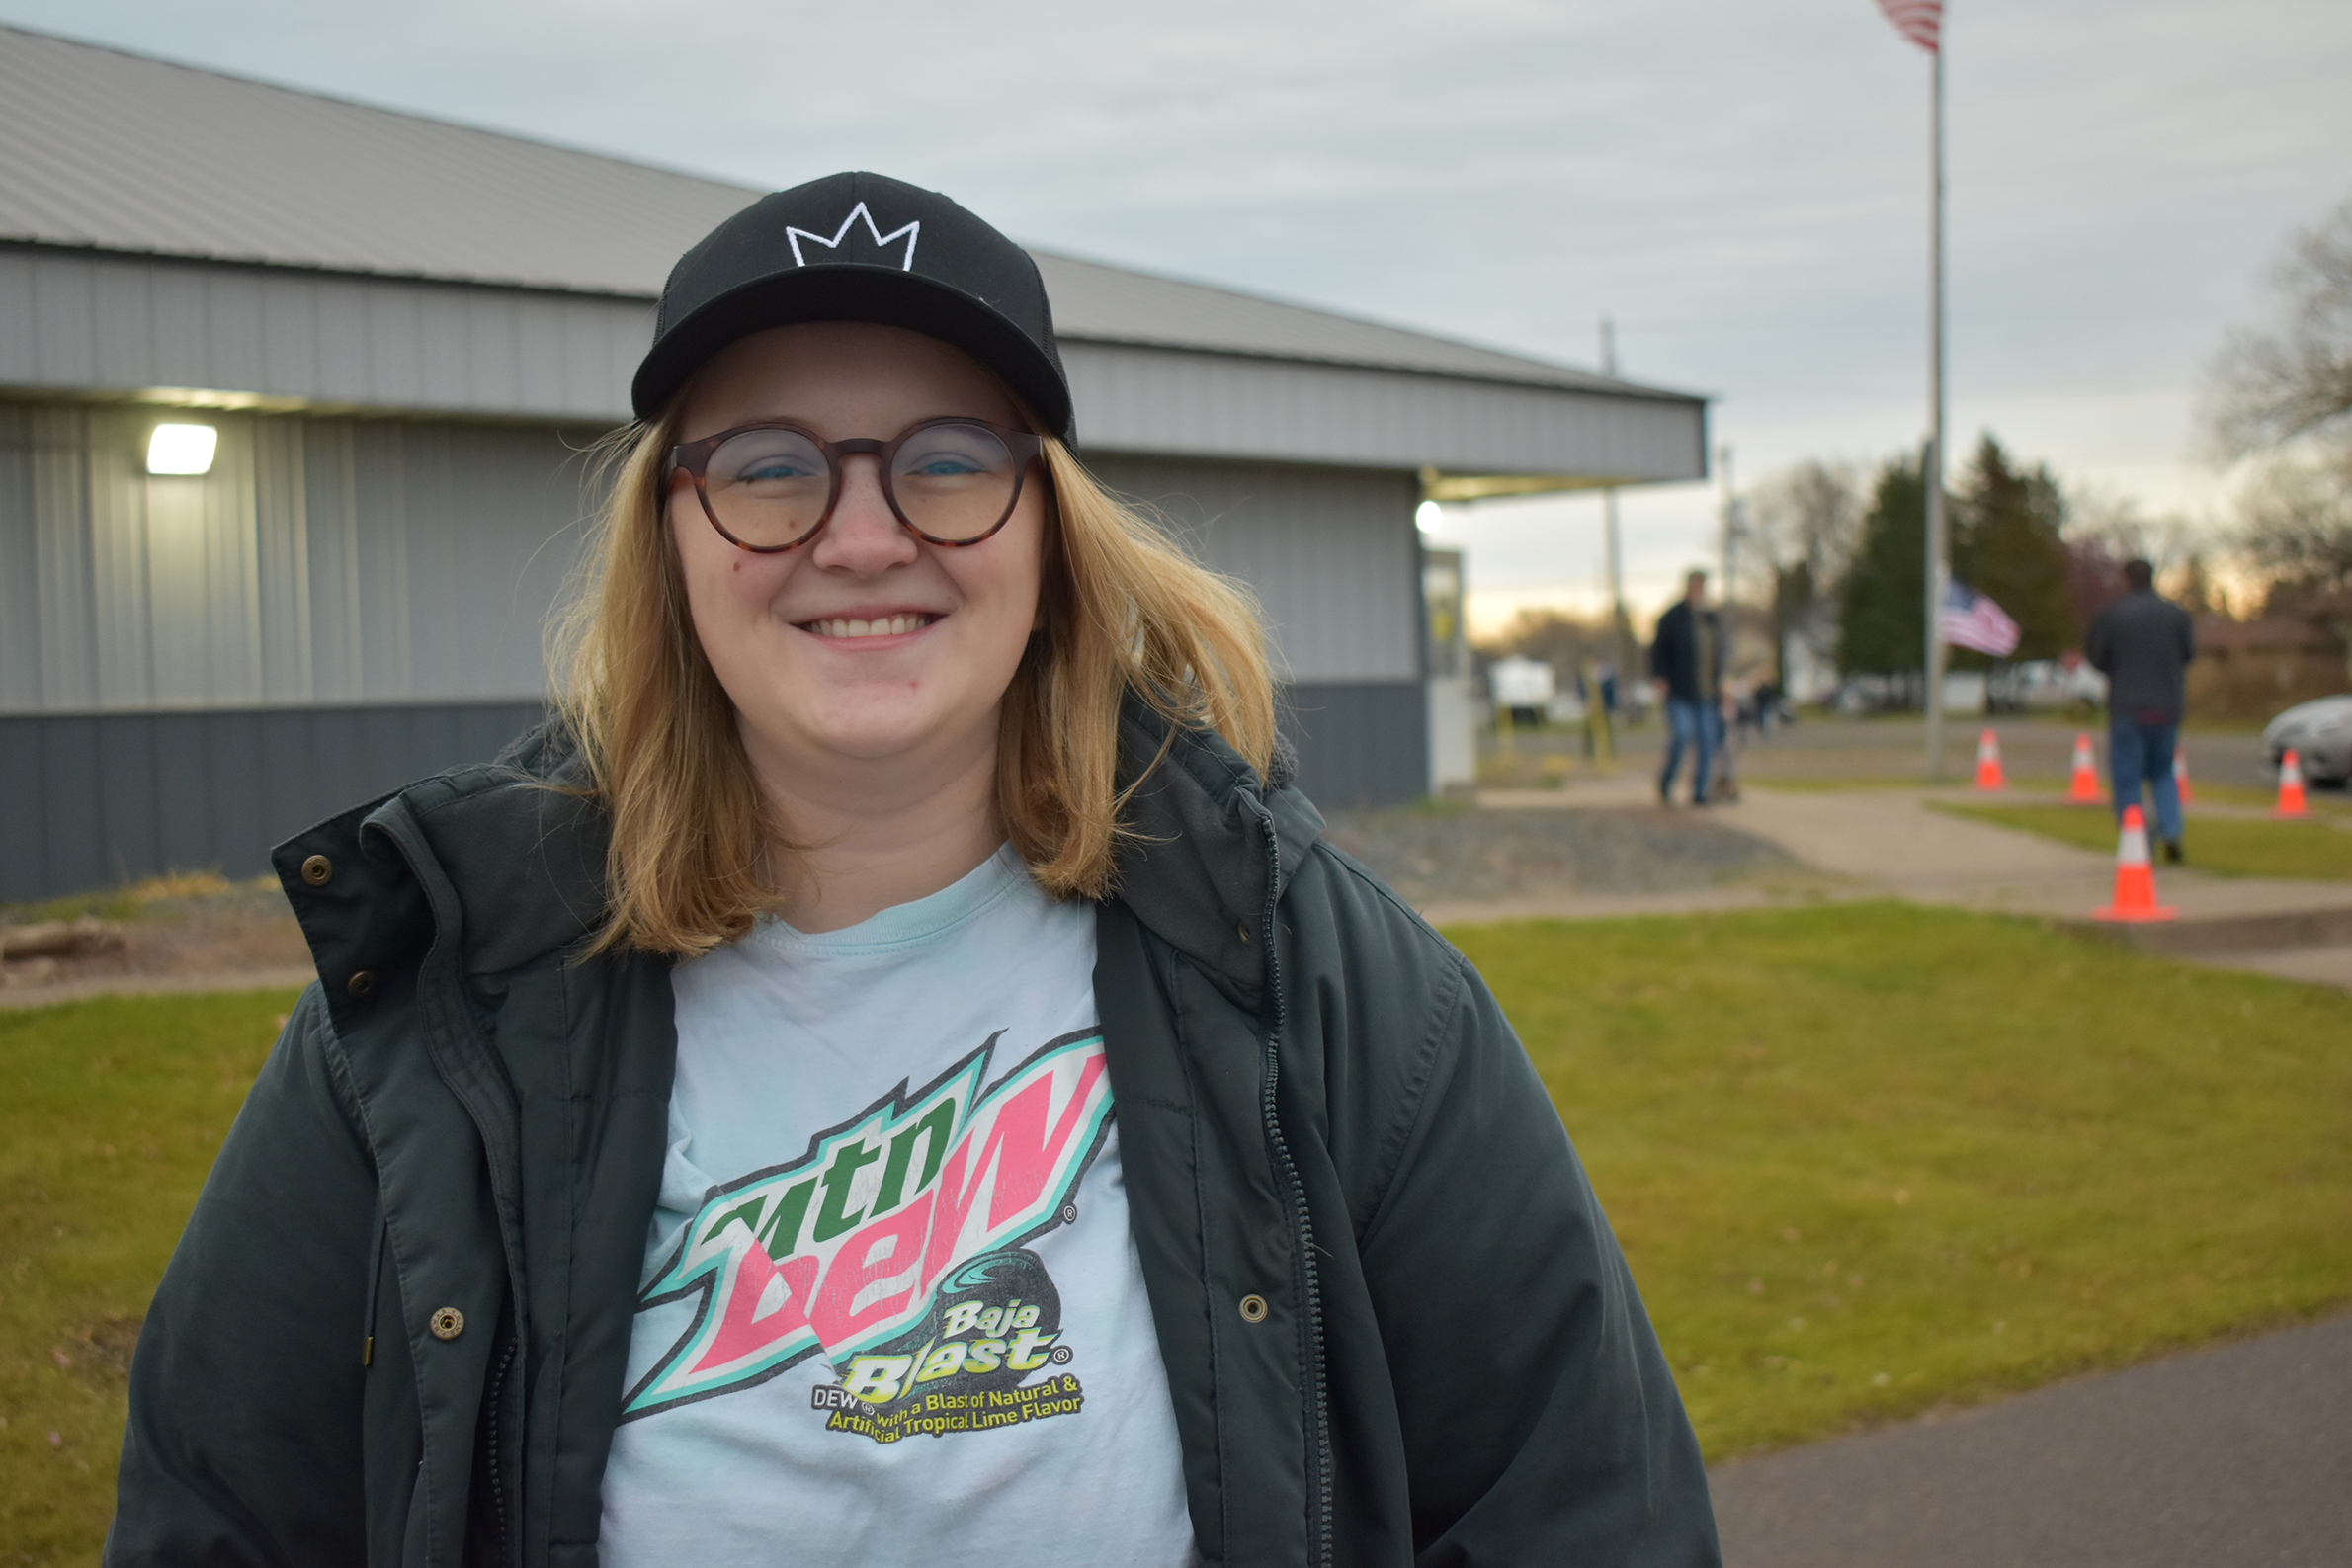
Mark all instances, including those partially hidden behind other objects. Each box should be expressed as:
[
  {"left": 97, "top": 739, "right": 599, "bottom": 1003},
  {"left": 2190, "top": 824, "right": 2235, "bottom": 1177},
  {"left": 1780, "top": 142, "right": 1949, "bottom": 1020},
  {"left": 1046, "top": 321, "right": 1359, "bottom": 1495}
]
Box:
[{"left": 1708, "top": 1313, "right": 2352, "bottom": 1568}]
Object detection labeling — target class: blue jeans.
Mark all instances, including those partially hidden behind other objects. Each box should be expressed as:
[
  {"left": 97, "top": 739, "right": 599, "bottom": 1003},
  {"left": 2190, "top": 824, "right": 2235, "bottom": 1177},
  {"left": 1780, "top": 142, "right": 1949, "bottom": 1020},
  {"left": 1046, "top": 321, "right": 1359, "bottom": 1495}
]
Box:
[
  {"left": 2109, "top": 717, "right": 2183, "bottom": 844},
  {"left": 1661, "top": 699, "right": 1721, "bottom": 802}
]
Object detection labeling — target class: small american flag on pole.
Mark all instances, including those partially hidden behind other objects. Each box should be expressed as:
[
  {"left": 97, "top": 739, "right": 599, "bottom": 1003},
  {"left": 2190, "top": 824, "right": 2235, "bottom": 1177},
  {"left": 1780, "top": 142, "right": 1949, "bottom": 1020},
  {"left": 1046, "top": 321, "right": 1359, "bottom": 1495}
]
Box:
[
  {"left": 1940, "top": 580, "right": 2020, "bottom": 657},
  {"left": 1874, "top": 0, "right": 1942, "bottom": 52}
]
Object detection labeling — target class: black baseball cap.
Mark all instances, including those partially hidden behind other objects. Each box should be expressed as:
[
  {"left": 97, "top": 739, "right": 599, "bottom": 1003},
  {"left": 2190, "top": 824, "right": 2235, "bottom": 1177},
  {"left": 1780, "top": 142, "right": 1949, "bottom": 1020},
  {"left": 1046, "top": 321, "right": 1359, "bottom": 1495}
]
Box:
[{"left": 631, "top": 171, "right": 1073, "bottom": 440}]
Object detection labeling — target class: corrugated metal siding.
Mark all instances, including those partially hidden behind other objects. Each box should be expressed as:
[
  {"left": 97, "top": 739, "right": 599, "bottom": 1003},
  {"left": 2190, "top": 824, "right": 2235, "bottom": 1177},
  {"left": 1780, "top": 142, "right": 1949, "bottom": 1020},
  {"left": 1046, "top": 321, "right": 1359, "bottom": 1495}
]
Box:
[
  {"left": 1069, "top": 342, "right": 1706, "bottom": 481},
  {"left": 0, "top": 246, "right": 649, "bottom": 422},
  {"left": 0, "top": 250, "right": 1704, "bottom": 481},
  {"left": 1086, "top": 454, "right": 1421, "bottom": 683},
  {"left": 0, "top": 401, "right": 592, "bottom": 712}
]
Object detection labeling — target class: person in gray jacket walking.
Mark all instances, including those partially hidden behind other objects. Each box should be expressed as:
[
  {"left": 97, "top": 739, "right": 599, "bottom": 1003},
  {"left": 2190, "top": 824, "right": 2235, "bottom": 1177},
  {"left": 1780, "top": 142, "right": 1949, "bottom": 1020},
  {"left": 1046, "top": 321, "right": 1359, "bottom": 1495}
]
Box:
[
  {"left": 107, "top": 172, "right": 1719, "bottom": 1568},
  {"left": 2085, "top": 558, "right": 2197, "bottom": 862}
]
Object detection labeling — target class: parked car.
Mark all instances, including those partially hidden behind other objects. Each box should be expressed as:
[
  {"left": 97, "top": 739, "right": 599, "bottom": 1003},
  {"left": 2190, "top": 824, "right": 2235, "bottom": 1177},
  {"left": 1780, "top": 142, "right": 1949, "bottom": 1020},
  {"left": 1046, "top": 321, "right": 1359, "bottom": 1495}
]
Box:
[
  {"left": 2263, "top": 695, "right": 2352, "bottom": 784},
  {"left": 1986, "top": 659, "right": 2105, "bottom": 712}
]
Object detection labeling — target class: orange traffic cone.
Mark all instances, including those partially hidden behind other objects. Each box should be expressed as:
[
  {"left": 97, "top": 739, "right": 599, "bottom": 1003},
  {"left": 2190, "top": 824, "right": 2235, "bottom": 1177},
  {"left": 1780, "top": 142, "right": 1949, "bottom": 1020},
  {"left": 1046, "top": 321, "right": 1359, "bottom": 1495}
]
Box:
[
  {"left": 2094, "top": 805, "right": 2177, "bottom": 922},
  {"left": 2066, "top": 733, "right": 2102, "bottom": 803},
  {"left": 2172, "top": 749, "right": 2194, "bottom": 805},
  {"left": 2274, "top": 748, "right": 2309, "bottom": 819},
  {"left": 1974, "top": 729, "right": 2006, "bottom": 791}
]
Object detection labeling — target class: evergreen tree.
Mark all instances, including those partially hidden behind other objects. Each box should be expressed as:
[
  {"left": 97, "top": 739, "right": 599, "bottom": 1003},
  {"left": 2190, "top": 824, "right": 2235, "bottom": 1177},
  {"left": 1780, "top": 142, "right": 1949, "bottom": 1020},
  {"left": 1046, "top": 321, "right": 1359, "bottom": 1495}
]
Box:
[
  {"left": 1836, "top": 453, "right": 1927, "bottom": 674},
  {"left": 1951, "top": 436, "right": 2076, "bottom": 662}
]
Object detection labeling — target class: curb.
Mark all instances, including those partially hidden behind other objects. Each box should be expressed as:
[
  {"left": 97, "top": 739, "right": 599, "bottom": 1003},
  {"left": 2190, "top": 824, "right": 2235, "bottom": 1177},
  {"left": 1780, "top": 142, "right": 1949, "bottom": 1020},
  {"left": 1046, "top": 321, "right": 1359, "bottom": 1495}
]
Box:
[{"left": 2057, "top": 903, "right": 2352, "bottom": 958}]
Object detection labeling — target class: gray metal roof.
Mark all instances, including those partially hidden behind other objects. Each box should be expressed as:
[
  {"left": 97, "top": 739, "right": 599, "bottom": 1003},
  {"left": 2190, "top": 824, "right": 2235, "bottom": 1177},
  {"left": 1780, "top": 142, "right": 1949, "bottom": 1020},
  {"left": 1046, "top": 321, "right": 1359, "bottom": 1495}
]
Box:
[
  {"left": 0, "top": 24, "right": 750, "bottom": 296},
  {"left": 1030, "top": 251, "right": 1646, "bottom": 395},
  {"left": 0, "top": 23, "right": 1680, "bottom": 401}
]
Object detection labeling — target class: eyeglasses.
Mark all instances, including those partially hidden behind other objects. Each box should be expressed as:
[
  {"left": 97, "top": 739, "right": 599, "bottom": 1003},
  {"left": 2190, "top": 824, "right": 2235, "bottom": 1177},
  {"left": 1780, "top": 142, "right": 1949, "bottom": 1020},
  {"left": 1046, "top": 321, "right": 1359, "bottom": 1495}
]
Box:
[{"left": 668, "top": 417, "right": 1046, "bottom": 553}]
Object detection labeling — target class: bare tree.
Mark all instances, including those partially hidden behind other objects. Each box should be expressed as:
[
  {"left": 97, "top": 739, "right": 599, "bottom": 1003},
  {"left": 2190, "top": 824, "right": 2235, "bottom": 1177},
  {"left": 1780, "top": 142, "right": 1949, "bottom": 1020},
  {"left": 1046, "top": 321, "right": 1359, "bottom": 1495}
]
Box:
[
  {"left": 1739, "top": 460, "right": 1863, "bottom": 590},
  {"left": 2205, "top": 194, "right": 2352, "bottom": 458},
  {"left": 2205, "top": 193, "right": 2352, "bottom": 609},
  {"left": 2065, "top": 486, "right": 2206, "bottom": 573},
  {"left": 1737, "top": 459, "right": 1864, "bottom": 687},
  {"left": 2238, "top": 449, "right": 2352, "bottom": 610}
]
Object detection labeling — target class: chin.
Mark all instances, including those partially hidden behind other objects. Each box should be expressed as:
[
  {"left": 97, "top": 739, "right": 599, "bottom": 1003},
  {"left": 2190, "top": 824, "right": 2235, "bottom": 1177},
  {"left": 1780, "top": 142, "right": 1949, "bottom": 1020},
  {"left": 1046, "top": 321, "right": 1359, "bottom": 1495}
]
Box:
[{"left": 791, "top": 698, "right": 956, "bottom": 763}]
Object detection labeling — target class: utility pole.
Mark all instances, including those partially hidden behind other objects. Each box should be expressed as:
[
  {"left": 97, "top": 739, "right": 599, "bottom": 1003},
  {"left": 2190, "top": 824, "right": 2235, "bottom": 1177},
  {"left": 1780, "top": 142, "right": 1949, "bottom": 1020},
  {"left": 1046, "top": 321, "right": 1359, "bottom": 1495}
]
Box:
[
  {"left": 1600, "top": 317, "right": 1627, "bottom": 684},
  {"left": 1921, "top": 40, "right": 1950, "bottom": 778},
  {"left": 1718, "top": 444, "right": 1736, "bottom": 608}
]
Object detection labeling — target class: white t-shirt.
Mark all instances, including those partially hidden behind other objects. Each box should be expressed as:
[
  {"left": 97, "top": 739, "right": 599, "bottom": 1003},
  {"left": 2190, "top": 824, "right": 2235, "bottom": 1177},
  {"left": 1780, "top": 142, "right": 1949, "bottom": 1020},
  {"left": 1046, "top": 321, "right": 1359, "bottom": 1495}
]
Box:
[{"left": 599, "top": 845, "right": 1196, "bottom": 1568}]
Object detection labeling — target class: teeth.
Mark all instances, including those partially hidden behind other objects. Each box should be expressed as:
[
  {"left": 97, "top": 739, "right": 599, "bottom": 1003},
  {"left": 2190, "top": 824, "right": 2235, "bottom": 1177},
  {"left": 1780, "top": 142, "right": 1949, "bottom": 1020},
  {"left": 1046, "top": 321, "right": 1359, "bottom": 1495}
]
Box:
[{"left": 809, "top": 615, "right": 928, "bottom": 639}]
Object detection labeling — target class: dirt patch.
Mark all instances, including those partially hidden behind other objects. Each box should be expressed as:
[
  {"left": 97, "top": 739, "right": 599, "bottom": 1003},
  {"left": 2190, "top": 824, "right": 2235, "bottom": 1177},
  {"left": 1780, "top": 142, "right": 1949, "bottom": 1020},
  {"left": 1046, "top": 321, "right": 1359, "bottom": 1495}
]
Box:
[
  {"left": 1322, "top": 803, "right": 1800, "bottom": 905},
  {"left": 1, "top": 877, "right": 309, "bottom": 998}
]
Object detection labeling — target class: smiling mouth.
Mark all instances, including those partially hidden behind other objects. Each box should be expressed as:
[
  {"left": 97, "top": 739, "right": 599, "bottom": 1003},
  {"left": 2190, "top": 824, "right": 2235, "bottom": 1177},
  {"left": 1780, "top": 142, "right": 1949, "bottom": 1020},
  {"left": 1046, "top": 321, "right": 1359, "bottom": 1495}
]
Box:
[{"left": 798, "top": 613, "right": 938, "bottom": 639}]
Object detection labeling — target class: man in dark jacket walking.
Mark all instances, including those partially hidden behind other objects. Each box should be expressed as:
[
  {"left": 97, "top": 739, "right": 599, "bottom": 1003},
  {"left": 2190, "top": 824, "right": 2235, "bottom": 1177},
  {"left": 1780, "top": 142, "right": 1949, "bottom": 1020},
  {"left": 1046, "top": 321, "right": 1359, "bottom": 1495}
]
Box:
[
  {"left": 1650, "top": 570, "right": 1725, "bottom": 805},
  {"left": 2085, "top": 558, "right": 2197, "bottom": 861}
]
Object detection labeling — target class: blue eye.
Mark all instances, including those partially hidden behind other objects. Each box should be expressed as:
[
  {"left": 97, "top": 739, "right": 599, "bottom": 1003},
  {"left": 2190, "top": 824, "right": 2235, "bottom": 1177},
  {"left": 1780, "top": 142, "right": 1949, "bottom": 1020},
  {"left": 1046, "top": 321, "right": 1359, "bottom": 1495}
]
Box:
[
  {"left": 740, "top": 458, "right": 818, "bottom": 483},
  {"left": 908, "top": 454, "right": 985, "bottom": 477}
]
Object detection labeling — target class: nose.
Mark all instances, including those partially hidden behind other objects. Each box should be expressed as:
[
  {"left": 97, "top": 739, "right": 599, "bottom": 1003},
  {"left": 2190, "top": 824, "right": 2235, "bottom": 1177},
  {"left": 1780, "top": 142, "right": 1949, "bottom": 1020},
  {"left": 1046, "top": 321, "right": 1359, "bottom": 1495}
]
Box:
[{"left": 808, "top": 453, "right": 918, "bottom": 575}]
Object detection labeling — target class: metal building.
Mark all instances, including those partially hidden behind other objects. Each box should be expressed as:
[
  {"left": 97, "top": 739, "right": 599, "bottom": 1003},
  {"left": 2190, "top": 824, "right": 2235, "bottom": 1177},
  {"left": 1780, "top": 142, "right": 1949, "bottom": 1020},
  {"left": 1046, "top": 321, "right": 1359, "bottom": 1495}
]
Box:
[{"left": 0, "top": 24, "right": 1707, "bottom": 900}]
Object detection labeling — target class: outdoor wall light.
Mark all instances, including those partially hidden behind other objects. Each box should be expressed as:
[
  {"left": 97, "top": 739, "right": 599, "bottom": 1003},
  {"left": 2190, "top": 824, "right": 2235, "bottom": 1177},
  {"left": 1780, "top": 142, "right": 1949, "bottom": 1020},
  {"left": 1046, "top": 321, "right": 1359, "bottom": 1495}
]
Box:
[
  {"left": 1416, "top": 500, "right": 1443, "bottom": 533},
  {"left": 146, "top": 423, "right": 218, "bottom": 476}
]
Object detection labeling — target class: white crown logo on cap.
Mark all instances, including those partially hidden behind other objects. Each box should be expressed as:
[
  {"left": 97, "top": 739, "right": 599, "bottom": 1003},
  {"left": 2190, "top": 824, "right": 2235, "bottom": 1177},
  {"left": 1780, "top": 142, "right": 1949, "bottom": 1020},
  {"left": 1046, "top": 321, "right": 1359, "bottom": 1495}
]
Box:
[
  {"left": 784, "top": 203, "right": 920, "bottom": 272},
  {"left": 636, "top": 172, "right": 1071, "bottom": 435}
]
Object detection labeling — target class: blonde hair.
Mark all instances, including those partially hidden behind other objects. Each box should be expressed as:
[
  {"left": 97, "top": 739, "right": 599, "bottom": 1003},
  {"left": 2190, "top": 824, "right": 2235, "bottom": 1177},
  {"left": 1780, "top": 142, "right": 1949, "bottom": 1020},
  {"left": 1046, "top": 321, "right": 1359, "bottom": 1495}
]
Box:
[{"left": 552, "top": 408, "right": 1275, "bottom": 958}]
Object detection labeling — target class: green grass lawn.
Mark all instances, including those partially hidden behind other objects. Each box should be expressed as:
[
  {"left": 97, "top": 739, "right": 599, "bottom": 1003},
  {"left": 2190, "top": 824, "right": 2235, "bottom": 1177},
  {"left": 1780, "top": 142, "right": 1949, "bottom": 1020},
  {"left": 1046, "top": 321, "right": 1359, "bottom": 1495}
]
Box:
[
  {"left": 1, "top": 987, "right": 299, "bottom": 1563},
  {"left": 7, "top": 907, "right": 2352, "bottom": 1552},
  {"left": 1448, "top": 903, "right": 2352, "bottom": 1460},
  {"left": 1932, "top": 800, "right": 2352, "bottom": 879}
]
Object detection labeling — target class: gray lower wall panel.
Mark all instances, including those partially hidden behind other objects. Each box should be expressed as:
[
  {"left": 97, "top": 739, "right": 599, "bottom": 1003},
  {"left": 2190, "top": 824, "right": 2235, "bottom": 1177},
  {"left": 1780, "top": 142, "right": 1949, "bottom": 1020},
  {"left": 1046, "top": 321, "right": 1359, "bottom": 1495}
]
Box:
[
  {"left": 2, "top": 685, "right": 1425, "bottom": 901},
  {"left": 1280, "top": 680, "right": 1427, "bottom": 810},
  {"left": 2, "top": 700, "right": 543, "bottom": 901}
]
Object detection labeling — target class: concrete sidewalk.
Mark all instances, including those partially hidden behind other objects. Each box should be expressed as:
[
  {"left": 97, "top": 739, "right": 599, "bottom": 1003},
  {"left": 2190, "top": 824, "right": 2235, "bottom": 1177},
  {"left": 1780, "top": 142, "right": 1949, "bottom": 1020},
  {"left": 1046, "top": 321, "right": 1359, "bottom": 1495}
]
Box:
[
  {"left": 1445, "top": 778, "right": 2352, "bottom": 988},
  {"left": 1708, "top": 1313, "right": 2352, "bottom": 1568}
]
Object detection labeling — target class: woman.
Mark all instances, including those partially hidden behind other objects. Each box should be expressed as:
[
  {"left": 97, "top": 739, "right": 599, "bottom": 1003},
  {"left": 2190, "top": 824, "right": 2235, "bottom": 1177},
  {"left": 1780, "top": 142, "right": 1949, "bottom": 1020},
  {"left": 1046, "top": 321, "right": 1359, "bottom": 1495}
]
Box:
[{"left": 109, "top": 172, "right": 1717, "bottom": 1567}]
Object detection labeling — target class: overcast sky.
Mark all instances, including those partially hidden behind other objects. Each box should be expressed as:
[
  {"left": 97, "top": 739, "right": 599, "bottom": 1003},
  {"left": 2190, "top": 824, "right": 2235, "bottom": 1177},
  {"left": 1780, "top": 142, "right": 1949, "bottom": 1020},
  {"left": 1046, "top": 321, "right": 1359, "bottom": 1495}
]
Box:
[{"left": 5, "top": 0, "right": 2347, "bottom": 630}]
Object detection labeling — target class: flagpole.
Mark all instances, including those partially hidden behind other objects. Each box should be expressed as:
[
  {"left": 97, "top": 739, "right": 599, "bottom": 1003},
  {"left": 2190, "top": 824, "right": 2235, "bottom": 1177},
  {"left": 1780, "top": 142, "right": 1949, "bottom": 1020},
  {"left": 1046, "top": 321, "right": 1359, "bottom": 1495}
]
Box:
[
  {"left": 1600, "top": 317, "right": 1628, "bottom": 687},
  {"left": 1922, "top": 42, "right": 1949, "bottom": 778}
]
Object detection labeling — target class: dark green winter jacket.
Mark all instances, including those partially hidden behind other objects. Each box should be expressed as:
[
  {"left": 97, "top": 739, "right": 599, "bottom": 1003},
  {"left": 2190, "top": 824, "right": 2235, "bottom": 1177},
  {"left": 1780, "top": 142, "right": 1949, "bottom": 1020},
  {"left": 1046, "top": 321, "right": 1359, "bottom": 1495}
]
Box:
[{"left": 107, "top": 701, "right": 1719, "bottom": 1567}]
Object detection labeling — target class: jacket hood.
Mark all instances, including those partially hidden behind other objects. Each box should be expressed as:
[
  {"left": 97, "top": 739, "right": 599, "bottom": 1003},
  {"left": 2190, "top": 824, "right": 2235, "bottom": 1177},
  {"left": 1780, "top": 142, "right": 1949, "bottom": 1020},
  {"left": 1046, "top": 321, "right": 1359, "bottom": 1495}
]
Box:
[
  {"left": 1106, "top": 699, "right": 1321, "bottom": 994},
  {"left": 276, "top": 698, "right": 1323, "bottom": 1017}
]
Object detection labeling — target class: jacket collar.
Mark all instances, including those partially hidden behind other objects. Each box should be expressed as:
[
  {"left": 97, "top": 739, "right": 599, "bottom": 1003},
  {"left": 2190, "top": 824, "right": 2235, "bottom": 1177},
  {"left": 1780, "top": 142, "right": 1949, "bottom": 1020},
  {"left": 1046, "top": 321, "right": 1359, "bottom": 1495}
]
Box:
[
  {"left": 1107, "top": 697, "right": 1321, "bottom": 994},
  {"left": 277, "top": 698, "right": 1322, "bottom": 1005}
]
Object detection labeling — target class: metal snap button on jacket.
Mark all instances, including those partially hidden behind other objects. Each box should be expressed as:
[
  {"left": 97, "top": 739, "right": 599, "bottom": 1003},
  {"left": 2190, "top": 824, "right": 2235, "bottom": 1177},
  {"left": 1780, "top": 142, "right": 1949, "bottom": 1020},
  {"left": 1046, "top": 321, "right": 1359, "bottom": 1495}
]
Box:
[
  {"left": 429, "top": 1307, "right": 464, "bottom": 1341},
  {"left": 347, "top": 970, "right": 378, "bottom": 999},
  {"left": 299, "top": 854, "right": 332, "bottom": 886},
  {"left": 1237, "top": 1293, "right": 1268, "bottom": 1323}
]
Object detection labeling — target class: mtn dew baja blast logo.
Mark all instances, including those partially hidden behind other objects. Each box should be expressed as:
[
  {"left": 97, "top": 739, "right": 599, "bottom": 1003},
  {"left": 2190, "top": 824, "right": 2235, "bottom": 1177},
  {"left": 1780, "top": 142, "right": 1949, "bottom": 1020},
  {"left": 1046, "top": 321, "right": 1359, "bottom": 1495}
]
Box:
[{"left": 622, "top": 1029, "right": 1111, "bottom": 1443}]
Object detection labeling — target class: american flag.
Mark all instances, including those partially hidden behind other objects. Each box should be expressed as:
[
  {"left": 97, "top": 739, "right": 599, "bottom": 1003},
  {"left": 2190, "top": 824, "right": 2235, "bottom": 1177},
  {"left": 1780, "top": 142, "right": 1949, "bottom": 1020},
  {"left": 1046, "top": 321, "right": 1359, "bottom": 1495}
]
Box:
[
  {"left": 1941, "top": 580, "right": 2020, "bottom": 657},
  {"left": 1874, "top": 0, "right": 1942, "bottom": 52}
]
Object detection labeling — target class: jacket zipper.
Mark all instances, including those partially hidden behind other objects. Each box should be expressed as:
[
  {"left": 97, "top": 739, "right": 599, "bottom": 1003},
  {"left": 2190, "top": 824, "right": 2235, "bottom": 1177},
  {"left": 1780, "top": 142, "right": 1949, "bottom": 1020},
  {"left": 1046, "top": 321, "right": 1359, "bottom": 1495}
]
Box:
[
  {"left": 362, "top": 1204, "right": 386, "bottom": 1367},
  {"left": 1250, "top": 801, "right": 1332, "bottom": 1568}
]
